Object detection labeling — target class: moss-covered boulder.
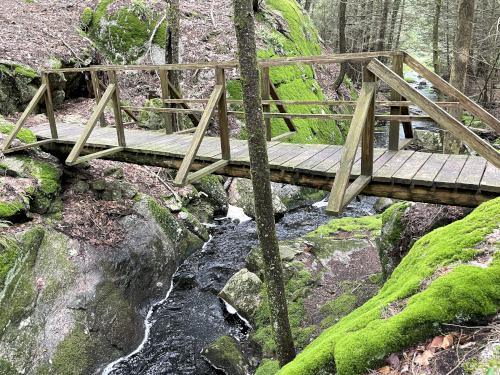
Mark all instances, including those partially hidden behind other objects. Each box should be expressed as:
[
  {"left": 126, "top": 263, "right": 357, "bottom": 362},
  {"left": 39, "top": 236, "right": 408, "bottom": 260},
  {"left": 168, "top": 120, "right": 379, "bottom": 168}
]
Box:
[
  {"left": 83, "top": 0, "right": 167, "bottom": 64},
  {"left": 277, "top": 197, "right": 500, "bottom": 375},
  {"left": 0, "top": 61, "right": 40, "bottom": 115},
  {"left": 192, "top": 175, "right": 229, "bottom": 215},
  {"left": 201, "top": 335, "right": 250, "bottom": 375}
]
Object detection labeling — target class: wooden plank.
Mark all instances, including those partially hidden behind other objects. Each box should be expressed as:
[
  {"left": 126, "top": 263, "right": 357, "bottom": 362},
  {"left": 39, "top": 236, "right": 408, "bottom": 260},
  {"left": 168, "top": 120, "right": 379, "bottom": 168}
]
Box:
[
  {"left": 216, "top": 67, "right": 230, "bottom": 159},
  {"left": 362, "top": 66, "right": 376, "bottom": 175},
  {"left": 392, "top": 152, "right": 432, "bottom": 184},
  {"left": 399, "top": 137, "right": 414, "bottom": 149},
  {"left": 65, "top": 84, "right": 116, "bottom": 164},
  {"left": 261, "top": 67, "right": 272, "bottom": 141},
  {"left": 270, "top": 145, "right": 308, "bottom": 166},
  {"left": 480, "top": 162, "right": 500, "bottom": 193},
  {"left": 2, "top": 139, "right": 54, "bottom": 154},
  {"left": 411, "top": 153, "right": 449, "bottom": 186},
  {"left": 166, "top": 80, "right": 200, "bottom": 126},
  {"left": 68, "top": 146, "right": 125, "bottom": 166},
  {"left": 42, "top": 73, "right": 58, "bottom": 139},
  {"left": 455, "top": 156, "right": 487, "bottom": 189},
  {"left": 352, "top": 148, "right": 385, "bottom": 176},
  {"left": 368, "top": 59, "right": 500, "bottom": 169},
  {"left": 99, "top": 81, "right": 139, "bottom": 123},
  {"left": 174, "top": 85, "right": 223, "bottom": 185},
  {"left": 271, "top": 131, "right": 295, "bottom": 142},
  {"left": 269, "top": 81, "right": 296, "bottom": 132},
  {"left": 295, "top": 145, "right": 342, "bottom": 171},
  {"left": 90, "top": 71, "right": 107, "bottom": 127},
  {"left": 434, "top": 154, "right": 468, "bottom": 188},
  {"left": 159, "top": 69, "right": 173, "bottom": 134},
  {"left": 373, "top": 150, "right": 415, "bottom": 183},
  {"left": 186, "top": 160, "right": 229, "bottom": 183},
  {"left": 281, "top": 144, "right": 330, "bottom": 170},
  {"left": 321, "top": 148, "right": 359, "bottom": 175},
  {"left": 108, "top": 72, "right": 126, "bottom": 147},
  {"left": 403, "top": 52, "right": 500, "bottom": 133},
  {"left": 342, "top": 175, "right": 372, "bottom": 209},
  {"left": 1, "top": 84, "right": 47, "bottom": 151},
  {"left": 327, "top": 82, "right": 376, "bottom": 213}
]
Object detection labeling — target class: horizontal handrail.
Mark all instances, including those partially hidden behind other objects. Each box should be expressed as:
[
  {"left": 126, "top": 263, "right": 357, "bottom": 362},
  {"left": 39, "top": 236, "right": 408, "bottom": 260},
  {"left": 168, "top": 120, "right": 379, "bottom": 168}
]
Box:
[{"left": 42, "top": 51, "right": 402, "bottom": 74}]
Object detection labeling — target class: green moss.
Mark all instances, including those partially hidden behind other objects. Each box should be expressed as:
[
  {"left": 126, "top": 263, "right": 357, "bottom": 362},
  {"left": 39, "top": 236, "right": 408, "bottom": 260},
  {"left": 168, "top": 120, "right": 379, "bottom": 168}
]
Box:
[
  {"left": 0, "top": 236, "right": 21, "bottom": 290},
  {"left": 86, "top": 0, "right": 167, "bottom": 63},
  {"left": 51, "top": 328, "right": 96, "bottom": 375},
  {"left": 253, "top": 262, "right": 318, "bottom": 356},
  {"left": 307, "top": 215, "right": 382, "bottom": 238},
  {"left": 0, "top": 360, "right": 20, "bottom": 375},
  {"left": 0, "top": 200, "right": 26, "bottom": 219},
  {"left": 13, "top": 66, "right": 38, "bottom": 79},
  {"left": 17, "top": 157, "right": 61, "bottom": 195},
  {"left": 256, "top": 359, "right": 280, "bottom": 375},
  {"left": 0, "top": 122, "right": 37, "bottom": 144},
  {"left": 81, "top": 7, "right": 94, "bottom": 29},
  {"left": 320, "top": 293, "right": 357, "bottom": 328},
  {"left": 278, "top": 198, "right": 500, "bottom": 375}
]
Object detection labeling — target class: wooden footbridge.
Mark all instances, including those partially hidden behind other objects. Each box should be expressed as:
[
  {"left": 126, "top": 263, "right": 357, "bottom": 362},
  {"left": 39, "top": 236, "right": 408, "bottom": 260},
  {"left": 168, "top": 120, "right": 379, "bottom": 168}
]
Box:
[{"left": 2, "top": 52, "right": 499, "bottom": 213}]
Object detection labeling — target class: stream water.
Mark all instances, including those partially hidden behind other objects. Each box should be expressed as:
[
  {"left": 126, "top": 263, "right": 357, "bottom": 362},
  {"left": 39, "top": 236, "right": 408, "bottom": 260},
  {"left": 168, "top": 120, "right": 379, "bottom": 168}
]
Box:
[{"left": 103, "top": 197, "right": 376, "bottom": 375}]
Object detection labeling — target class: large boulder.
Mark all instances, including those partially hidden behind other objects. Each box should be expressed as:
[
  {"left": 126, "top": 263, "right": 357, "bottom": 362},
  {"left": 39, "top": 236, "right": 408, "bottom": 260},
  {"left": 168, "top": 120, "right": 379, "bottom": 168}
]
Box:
[
  {"left": 0, "top": 61, "right": 40, "bottom": 115},
  {"left": 377, "top": 202, "right": 471, "bottom": 279},
  {"left": 228, "top": 178, "right": 286, "bottom": 218},
  {"left": 0, "top": 195, "right": 204, "bottom": 374},
  {"left": 201, "top": 335, "right": 250, "bottom": 375},
  {"left": 219, "top": 268, "right": 262, "bottom": 324}
]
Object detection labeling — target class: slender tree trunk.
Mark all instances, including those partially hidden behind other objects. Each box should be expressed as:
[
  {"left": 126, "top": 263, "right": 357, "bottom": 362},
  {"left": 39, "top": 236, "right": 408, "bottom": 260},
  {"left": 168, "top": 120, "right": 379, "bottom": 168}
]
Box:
[
  {"left": 445, "top": 0, "right": 451, "bottom": 74},
  {"left": 233, "top": 0, "right": 296, "bottom": 367},
  {"left": 432, "top": 0, "right": 442, "bottom": 75},
  {"left": 253, "top": 0, "right": 260, "bottom": 12},
  {"left": 166, "top": 0, "right": 180, "bottom": 131},
  {"left": 388, "top": 0, "right": 402, "bottom": 50},
  {"left": 368, "top": 0, "right": 380, "bottom": 51},
  {"left": 377, "top": 0, "right": 391, "bottom": 51},
  {"left": 304, "top": 0, "right": 313, "bottom": 12},
  {"left": 333, "top": 0, "right": 348, "bottom": 91},
  {"left": 395, "top": 0, "right": 405, "bottom": 49},
  {"left": 446, "top": 0, "right": 475, "bottom": 153}
]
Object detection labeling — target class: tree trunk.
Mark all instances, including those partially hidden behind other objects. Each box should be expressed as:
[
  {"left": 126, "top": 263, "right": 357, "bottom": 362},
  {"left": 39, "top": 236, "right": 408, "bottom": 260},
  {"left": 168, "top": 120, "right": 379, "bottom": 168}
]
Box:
[
  {"left": 395, "top": 0, "right": 405, "bottom": 49},
  {"left": 377, "top": 0, "right": 391, "bottom": 51},
  {"left": 166, "top": 0, "right": 180, "bottom": 131},
  {"left": 233, "top": 0, "right": 296, "bottom": 367},
  {"left": 387, "top": 0, "right": 402, "bottom": 50},
  {"left": 446, "top": 0, "right": 475, "bottom": 153},
  {"left": 253, "top": 0, "right": 259, "bottom": 12},
  {"left": 304, "top": 0, "right": 313, "bottom": 12},
  {"left": 432, "top": 0, "right": 442, "bottom": 76},
  {"left": 333, "top": 0, "right": 348, "bottom": 91}
]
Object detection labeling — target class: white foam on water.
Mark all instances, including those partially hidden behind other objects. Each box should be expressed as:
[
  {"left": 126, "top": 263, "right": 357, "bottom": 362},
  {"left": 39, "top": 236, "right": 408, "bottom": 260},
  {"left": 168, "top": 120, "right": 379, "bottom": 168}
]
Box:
[
  {"left": 221, "top": 299, "right": 251, "bottom": 329},
  {"left": 312, "top": 197, "right": 328, "bottom": 208},
  {"left": 225, "top": 205, "right": 252, "bottom": 223}
]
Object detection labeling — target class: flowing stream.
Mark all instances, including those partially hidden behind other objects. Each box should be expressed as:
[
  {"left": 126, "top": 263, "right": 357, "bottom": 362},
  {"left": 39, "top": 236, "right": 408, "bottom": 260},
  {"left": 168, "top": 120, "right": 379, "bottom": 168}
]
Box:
[{"left": 103, "top": 198, "right": 376, "bottom": 375}]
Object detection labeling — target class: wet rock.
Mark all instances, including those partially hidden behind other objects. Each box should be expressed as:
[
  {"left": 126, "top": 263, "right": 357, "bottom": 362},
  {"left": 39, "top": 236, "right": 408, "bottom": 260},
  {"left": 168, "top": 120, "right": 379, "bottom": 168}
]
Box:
[
  {"left": 373, "top": 197, "right": 394, "bottom": 213},
  {"left": 192, "top": 175, "right": 228, "bottom": 215},
  {"left": 219, "top": 268, "right": 262, "bottom": 323},
  {"left": 228, "top": 178, "right": 286, "bottom": 218},
  {"left": 271, "top": 182, "right": 326, "bottom": 209},
  {"left": 178, "top": 210, "right": 210, "bottom": 241},
  {"left": 91, "top": 178, "right": 138, "bottom": 201},
  {"left": 201, "top": 335, "right": 250, "bottom": 375},
  {"left": 414, "top": 129, "right": 443, "bottom": 152},
  {"left": 377, "top": 202, "right": 471, "bottom": 278}
]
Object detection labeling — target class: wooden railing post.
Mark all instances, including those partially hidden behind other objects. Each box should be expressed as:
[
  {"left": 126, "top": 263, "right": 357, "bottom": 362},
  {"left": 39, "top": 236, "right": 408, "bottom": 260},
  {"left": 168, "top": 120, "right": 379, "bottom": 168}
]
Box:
[
  {"left": 90, "top": 71, "right": 107, "bottom": 127},
  {"left": 108, "top": 71, "right": 126, "bottom": 147},
  {"left": 361, "top": 65, "right": 376, "bottom": 176},
  {"left": 159, "top": 69, "right": 174, "bottom": 134},
  {"left": 41, "top": 73, "right": 58, "bottom": 139},
  {"left": 261, "top": 66, "right": 272, "bottom": 141},
  {"left": 216, "top": 67, "right": 231, "bottom": 160}
]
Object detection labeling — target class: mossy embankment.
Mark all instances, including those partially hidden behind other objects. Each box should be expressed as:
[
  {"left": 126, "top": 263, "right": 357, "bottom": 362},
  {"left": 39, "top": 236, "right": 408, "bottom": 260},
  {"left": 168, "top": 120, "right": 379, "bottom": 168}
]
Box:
[
  {"left": 229, "top": 0, "right": 344, "bottom": 144},
  {"left": 276, "top": 197, "right": 500, "bottom": 375}
]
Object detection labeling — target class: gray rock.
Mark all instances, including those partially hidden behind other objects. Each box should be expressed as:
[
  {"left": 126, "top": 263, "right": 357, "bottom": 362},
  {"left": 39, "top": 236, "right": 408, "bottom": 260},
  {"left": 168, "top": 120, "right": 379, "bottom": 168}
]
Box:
[
  {"left": 228, "top": 178, "right": 286, "bottom": 218},
  {"left": 414, "top": 129, "right": 442, "bottom": 152},
  {"left": 201, "top": 336, "right": 249, "bottom": 375},
  {"left": 373, "top": 197, "right": 394, "bottom": 213},
  {"left": 219, "top": 268, "right": 262, "bottom": 323},
  {"left": 192, "top": 175, "right": 228, "bottom": 214}
]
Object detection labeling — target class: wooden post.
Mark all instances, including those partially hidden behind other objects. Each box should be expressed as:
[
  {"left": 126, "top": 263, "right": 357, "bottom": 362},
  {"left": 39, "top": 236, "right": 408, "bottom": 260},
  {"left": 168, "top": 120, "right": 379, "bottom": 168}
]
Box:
[
  {"left": 90, "top": 71, "right": 107, "bottom": 127},
  {"left": 216, "top": 67, "right": 231, "bottom": 160},
  {"left": 389, "top": 55, "right": 403, "bottom": 150},
  {"left": 261, "top": 66, "right": 272, "bottom": 141},
  {"left": 159, "top": 69, "right": 173, "bottom": 134},
  {"left": 41, "top": 73, "right": 58, "bottom": 139},
  {"left": 108, "top": 71, "right": 126, "bottom": 147},
  {"left": 361, "top": 65, "right": 376, "bottom": 176}
]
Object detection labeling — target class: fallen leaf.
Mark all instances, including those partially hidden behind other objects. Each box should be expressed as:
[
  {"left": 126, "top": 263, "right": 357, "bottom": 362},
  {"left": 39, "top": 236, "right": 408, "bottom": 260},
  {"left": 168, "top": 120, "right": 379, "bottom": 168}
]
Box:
[
  {"left": 429, "top": 336, "right": 444, "bottom": 348},
  {"left": 377, "top": 366, "right": 391, "bottom": 374},
  {"left": 442, "top": 334, "right": 454, "bottom": 349},
  {"left": 414, "top": 350, "right": 434, "bottom": 366}
]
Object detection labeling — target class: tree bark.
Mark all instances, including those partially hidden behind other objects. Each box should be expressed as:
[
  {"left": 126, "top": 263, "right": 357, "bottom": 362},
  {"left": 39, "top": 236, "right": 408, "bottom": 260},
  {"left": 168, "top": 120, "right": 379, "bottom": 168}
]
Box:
[
  {"left": 333, "top": 0, "right": 348, "bottom": 91},
  {"left": 395, "top": 0, "right": 405, "bottom": 49},
  {"left": 304, "top": 0, "right": 313, "bottom": 12},
  {"left": 446, "top": 0, "right": 475, "bottom": 153},
  {"left": 166, "top": 0, "right": 180, "bottom": 131},
  {"left": 387, "top": 0, "right": 402, "bottom": 50},
  {"left": 253, "top": 0, "right": 260, "bottom": 12},
  {"left": 432, "top": 0, "right": 442, "bottom": 76},
  {"left": 377, "top": 0, "right": 391, "bottom": 51},
  {"left": 233, "top": 0, "right": 296, "bottom": 367}
]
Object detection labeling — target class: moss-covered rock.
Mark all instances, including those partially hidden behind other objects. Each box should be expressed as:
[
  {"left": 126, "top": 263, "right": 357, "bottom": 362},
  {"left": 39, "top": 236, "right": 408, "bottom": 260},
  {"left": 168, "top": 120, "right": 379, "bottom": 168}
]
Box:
[
  {"left": 139, "top": 98, "right": 168, "bottom": 130},
  {"left": 278, "top": 197, "right": 500, "bottom": 375},
  {"left": 0, "top": 61, "right": 39, "bottom": 115},
  {"left": 192, "top": 175, "right": 229, "bottom": 215},
  {"left": 201, "top": 335, "right": 250, "bottom": 375},
  {"left": 83, "top": 0, "right": 167, "bottom": 63}
]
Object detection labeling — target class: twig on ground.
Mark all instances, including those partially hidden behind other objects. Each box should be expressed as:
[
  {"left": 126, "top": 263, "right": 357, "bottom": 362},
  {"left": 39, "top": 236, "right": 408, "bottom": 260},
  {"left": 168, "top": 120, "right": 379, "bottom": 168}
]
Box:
[{"left": 143, "top": 165, "right": 181, "bottom": 202}]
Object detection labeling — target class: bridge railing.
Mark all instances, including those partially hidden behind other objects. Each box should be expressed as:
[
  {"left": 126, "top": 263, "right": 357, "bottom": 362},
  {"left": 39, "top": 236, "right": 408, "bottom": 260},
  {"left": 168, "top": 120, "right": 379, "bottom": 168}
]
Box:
[{"left": 1, "top": 51, "right": 499, "bottom": 213}]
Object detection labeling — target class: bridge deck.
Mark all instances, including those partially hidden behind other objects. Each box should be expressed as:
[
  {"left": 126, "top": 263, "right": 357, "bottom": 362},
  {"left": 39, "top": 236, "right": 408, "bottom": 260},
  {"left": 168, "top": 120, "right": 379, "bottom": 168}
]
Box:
[{"left": 31, "top": 123, "right": 500, "bottom": 203}]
